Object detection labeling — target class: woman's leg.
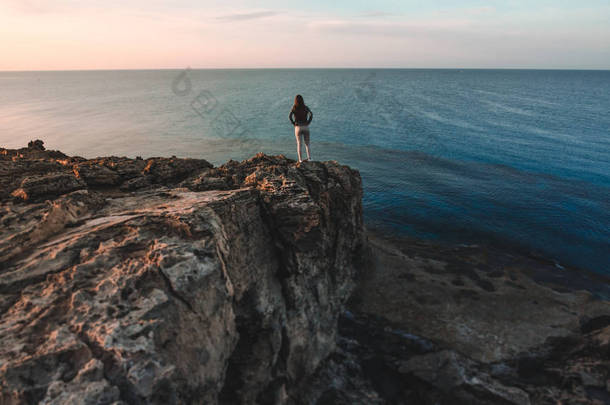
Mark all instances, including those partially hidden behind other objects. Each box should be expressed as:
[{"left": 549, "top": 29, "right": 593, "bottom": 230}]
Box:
[
  {"left": 303, "top": 130, "right": 311, "bottom": 161},
  {"left": 295, "top": 126, "right": 303, "bottom": 162}
]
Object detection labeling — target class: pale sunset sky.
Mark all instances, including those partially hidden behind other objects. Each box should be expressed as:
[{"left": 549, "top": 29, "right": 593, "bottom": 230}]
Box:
[{"left": 1, "top": 0, "right": 609, "bottom": 70}]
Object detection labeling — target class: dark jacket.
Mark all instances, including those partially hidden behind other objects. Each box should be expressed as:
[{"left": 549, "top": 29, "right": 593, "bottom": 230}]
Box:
[{"left": 289, "top": 106, "right": 313, "bottom": 126}]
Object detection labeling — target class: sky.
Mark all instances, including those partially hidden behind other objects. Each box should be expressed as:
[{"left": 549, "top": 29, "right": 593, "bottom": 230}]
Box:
[{"left": 1, "top": 0, "right": 609, "bottom": 70}]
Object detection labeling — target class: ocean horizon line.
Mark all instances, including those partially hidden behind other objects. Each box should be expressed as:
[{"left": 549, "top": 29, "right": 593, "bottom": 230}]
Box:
[{"left": 2, "top": 67, "right": 610, "bottom": 73}]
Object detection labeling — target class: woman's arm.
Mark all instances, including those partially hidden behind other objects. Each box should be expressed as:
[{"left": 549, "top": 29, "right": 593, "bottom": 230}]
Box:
[
  {"left": 289, "top": 110, "right": 296, "bottom": 126},
  {"left": 307, "top": 107, "right": 313, "bottom": 125}
]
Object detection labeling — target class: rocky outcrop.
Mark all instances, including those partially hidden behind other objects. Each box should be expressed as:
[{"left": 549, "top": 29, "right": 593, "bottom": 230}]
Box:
[
  {"left": 0, "top": 141, "right": 364, "bottom": 404},
  {"left": 312, "top": 234, "right": 610, "bottom": 405},
  {"left": 2, "top": 140, "right": 608, "bottom": 405}
]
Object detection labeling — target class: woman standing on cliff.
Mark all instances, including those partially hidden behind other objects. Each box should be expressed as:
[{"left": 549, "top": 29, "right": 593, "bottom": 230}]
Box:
[{"left": 289, "top": 94, "right": 313, "bottom": 163}]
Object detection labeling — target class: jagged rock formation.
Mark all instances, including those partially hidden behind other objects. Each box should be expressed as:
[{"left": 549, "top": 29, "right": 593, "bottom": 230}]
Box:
[
  {"left": 0, "top": 141, "right": 364, "bottom": 404},
  {"left": 2, "top": 140, "right": 608, "bottom": 405}
]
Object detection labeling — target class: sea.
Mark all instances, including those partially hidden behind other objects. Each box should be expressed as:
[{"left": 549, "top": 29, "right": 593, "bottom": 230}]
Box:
[{"left": 1, "top": 69, "right": 609, "bottom": 275}]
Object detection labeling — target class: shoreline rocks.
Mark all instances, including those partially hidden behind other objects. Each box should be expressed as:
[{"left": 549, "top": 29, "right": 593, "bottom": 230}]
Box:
[
  {"left": 312, "top": 233, "right": 610, "bottom": 405},
  {"left": 1, "top": 140, "right": 608, "bottom": 404}
]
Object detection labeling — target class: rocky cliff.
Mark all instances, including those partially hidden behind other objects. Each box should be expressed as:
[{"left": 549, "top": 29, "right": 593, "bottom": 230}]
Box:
[
  {"left": 0, "top": 141, "right": 364, "bottom": 404},
  {"left": 2, "top": 141, "right": 609, "bottom": 405}
]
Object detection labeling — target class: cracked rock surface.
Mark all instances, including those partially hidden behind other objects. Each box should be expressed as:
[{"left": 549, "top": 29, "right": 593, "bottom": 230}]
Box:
[
  {"left": 4, "top": 140, "right": 608, "bottom": 405},
  {"left": 0, "top": 141, "right": 364, "bottom": 404}
]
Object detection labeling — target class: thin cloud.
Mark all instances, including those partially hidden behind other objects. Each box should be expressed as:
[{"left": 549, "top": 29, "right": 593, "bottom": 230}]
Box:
[
  {"left": 308, "top": 18, "right": 474, "bottom": 38},
  {"left": 359, "top": 11, "right": 396, "bottom": 18},
  {"left": 216, "top": 11, "right": 278, "bottom": 22},
  {"left": 464, "top": 6, "right": 496, "bottom": 16}
]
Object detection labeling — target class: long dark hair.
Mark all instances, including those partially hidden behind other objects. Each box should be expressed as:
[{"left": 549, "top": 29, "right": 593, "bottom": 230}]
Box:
[{"left": 292, "top": 94, "right": 305, "bottom": 111}]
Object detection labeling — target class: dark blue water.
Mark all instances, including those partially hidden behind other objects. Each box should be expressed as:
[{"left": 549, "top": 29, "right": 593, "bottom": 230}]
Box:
[{"left": 1, "top": 69, "right": 609, "bottom": 274}]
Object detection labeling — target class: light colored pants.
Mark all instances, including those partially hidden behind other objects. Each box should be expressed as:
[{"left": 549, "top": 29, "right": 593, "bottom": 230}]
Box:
[{"left": 295, "top": 125, "right": 311, "bottom": 162}]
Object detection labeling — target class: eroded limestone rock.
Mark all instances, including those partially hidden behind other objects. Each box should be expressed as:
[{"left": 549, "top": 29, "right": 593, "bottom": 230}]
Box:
[{"left": 0, "top": 142, "right": 364, "bottom": 404}]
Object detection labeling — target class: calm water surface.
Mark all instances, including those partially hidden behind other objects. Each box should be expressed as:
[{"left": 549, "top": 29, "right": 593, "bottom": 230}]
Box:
[{"left": 1, "top": 69, "right": 609, "bottom": 274}]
